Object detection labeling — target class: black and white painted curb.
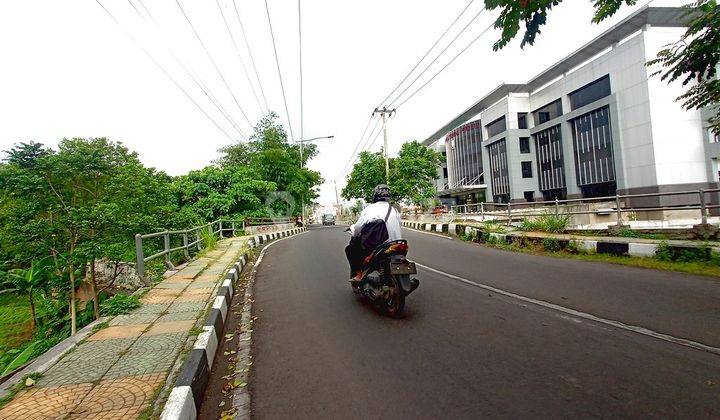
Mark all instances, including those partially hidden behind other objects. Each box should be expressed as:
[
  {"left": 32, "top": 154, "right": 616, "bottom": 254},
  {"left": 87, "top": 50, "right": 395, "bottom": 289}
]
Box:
[
  {"left": 160, "top": 227, "right": 307, "bottom": 420},
  {"left": 401, "top": 220, "right": 718, "bottom": 258}
]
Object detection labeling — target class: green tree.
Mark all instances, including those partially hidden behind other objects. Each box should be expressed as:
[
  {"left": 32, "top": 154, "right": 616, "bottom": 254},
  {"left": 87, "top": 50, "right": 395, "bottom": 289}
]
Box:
[
  {"left": 341, "top": 150, "right": 387, "bottom": 202},
  {"left": 217, "top": 113, "right": 323, "bottom": 215},
  {"left": 485, "top": 0, "right": 720, "bottom": 133},
  {"left": 392, "top": 141, "right": 444, "bottom": 205},
  {"left": 3, "top": 261, "right": 45, "bottom": 330},
  {"left": 341, "top": 142, "right": 442, "bottom": 204}
]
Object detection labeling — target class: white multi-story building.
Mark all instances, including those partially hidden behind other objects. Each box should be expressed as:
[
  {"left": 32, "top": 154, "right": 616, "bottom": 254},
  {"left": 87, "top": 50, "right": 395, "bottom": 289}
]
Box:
[{"left": 425, "top": 6, "right": 719, "bottom": 208}]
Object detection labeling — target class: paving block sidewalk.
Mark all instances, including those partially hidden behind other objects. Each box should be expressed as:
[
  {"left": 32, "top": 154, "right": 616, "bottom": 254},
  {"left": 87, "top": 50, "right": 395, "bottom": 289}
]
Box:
[{"left": 0, "top": 237, "right": 248, "bottom": 420}]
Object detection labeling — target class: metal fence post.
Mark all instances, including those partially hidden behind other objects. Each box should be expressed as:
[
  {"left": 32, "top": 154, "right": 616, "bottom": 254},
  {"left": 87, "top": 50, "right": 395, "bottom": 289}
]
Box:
[
  {"left": 182, "top": 232, "right": 189, "bottom": 259},
  {"left": 554, "top": 198, "right": 559, "bottom": 216},
  {"left": 507, "top": 202, "right": 512, "bottom": 226},
  {"left": 135, "top": 234, "right": 145, "bottom": 278},
  {"left": 196, "top": 229, "right": 201, "bottom": 251},
  {"left": 480, "top": 202, "right": 485, "bottom": 221},
  {"left": 219, "top": 220, "right": 223, "bottom": 238},
  {"left": 232, "top": 221, "right": 236, "bottom": 236},
  {"left": 163, "top": 231, "right": 171, "bottom": 268},
  {"left": 699, "top": 188, "right": 707, "bottom": 225},
  {"left": 615, "top": 194, "right": 622, "bottom": 226}
]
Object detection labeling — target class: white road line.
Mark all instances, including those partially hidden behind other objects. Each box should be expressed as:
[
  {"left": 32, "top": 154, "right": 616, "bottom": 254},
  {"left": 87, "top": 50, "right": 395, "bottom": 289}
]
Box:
[{"left": 416, "top": 262, "right": 720, "bottom": 357}]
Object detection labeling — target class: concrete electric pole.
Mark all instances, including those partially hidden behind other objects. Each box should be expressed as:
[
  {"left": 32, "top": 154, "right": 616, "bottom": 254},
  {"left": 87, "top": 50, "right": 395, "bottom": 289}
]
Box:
[{"left": 372, "top": 107, "right": 396, "bottom": 183}]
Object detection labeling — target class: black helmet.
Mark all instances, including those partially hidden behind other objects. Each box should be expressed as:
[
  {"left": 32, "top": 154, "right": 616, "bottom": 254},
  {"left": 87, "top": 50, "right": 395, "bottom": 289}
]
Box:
[{"left": 372, "top": 184, "right": 391, "bottom": 202}]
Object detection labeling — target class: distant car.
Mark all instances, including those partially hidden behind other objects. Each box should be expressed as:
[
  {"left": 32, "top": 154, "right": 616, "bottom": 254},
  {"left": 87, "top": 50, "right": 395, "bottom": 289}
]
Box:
[{"left": 322, "top": 214, "right": 335, "bottom": 226}]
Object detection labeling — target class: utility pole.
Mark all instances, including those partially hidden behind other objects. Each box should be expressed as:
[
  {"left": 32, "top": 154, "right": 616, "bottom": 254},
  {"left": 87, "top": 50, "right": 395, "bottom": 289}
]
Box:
[
  {"left": 372, "top": 107, "right": 396, "bottom": 183},
  {"left": 334, "top": 180, "right": 340, "bottom": 216}
]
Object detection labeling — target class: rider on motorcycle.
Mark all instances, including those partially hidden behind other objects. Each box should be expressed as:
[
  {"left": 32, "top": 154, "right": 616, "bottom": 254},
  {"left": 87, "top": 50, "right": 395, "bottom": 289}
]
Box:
[{"left": 345, "top": 184, "right": 402, "bottom": 282}]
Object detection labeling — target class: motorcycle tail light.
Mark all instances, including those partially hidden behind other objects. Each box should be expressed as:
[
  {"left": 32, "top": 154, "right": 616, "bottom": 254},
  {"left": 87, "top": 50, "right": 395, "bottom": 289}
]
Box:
[{"left": 386, "top": 243, "right": 408, "bottom": 253}]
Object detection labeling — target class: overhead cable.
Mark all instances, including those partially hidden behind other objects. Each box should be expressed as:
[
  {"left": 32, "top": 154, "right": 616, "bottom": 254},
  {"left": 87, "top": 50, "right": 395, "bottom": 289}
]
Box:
[{"left": 264, "top": 0, "right": 296, "bottom": 142}]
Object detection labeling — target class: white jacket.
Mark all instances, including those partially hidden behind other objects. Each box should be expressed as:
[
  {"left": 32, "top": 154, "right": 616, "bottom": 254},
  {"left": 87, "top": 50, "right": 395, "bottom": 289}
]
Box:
[{"left": 350, "top": 201, "right": 402, "bottom": 241}]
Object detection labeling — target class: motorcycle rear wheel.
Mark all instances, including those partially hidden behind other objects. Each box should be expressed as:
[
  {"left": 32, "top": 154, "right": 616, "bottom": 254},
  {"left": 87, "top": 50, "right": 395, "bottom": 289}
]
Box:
[{"left": 383, "top": 274, "right": 405, "bottom": 318}]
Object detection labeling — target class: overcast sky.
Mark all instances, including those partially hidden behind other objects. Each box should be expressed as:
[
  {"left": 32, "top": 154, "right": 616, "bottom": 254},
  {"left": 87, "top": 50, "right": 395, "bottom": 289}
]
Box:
[{"left": 0, "top": 0, "right": 677, "bottom": 206}]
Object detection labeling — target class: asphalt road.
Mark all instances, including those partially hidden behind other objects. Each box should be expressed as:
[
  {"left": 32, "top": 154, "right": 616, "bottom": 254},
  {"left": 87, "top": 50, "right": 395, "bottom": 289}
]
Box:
[{"left": 249, "top": 226, "right": 720, "bottom": 419}]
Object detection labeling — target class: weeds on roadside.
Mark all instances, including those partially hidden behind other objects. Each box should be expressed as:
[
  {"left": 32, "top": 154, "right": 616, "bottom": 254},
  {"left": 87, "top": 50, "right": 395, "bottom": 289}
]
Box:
[
  {"left": 100, "top": 294, "right": 141, "bottom": 316},
  {"left": 519, "top": 214, "right": 570, "bottom": 233}
]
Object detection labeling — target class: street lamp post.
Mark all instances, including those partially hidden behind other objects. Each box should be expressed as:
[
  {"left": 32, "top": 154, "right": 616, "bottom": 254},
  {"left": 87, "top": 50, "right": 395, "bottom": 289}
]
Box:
[{"left": 298, "top": 135, "right": 334, "bottom": 224}]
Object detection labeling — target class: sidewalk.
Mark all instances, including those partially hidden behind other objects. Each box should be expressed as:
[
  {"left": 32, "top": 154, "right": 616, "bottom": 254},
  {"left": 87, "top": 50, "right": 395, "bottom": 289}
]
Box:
[{"left": 0, "top": 237, "right": 248, "bottom": 420}]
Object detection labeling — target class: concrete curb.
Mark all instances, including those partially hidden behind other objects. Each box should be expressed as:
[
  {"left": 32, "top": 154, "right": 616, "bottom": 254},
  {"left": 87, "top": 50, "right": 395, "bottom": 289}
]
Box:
[
  {"left": 160, "top": 227, "right": 307, "bottom": 420},
  {"left": 401, "top": 221, "right": 715, "bottom": 258}
]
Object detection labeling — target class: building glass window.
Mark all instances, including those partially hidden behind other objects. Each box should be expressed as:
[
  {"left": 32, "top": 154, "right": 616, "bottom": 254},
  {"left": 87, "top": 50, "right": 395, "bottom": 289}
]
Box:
[
  {"left": 569, "top": 75, "right": 611, "bottom": 110},
  {"left": 570, "top": 106, "right": 617, "bottom": 197},
  {"left": 532, "top": 99, "right": 563, "bottom": 125},
  {"left": 486, "top": 116, "right": 507, "bottom": 138},
  {"left": 533, "top": 124, "right": 567, "bottom": 194},
  {"left": 487, "top": 139, "right": 510, "bottom": 198},
  {"left": 521, "top": 161, "right": 533, "bottom": 178},
  {"left": 523, "top": 191, "right": 535, "bottom": 202},
  {"left": 444, "top": 120, "right": 483, "bottom": 188},
  {"left": 517, "top": 113, "right": 528, "bottom": 129},
  {"left": 519, "top": 137, "right": 530, "bottom": 153}
]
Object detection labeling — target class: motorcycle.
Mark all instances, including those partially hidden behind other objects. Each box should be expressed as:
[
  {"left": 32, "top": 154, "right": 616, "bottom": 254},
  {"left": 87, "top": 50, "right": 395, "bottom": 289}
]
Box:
[{"left": 350, "top": 236, "right": 420, "bottom": 317}]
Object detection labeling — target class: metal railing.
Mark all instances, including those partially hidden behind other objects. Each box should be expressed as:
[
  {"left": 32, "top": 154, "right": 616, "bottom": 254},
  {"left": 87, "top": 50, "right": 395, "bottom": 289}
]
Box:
[
  {"left": 134, "top": 219, "right": 247, "bottom": 278},
  {"left": 449, "top": 188, "right": 720, "bottom": 226}
]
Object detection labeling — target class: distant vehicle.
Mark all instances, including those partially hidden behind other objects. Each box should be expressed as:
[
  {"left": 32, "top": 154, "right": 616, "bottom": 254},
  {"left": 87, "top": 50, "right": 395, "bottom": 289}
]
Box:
[{"left": 322, "top": 214, "right": 335, "bottom": 226}]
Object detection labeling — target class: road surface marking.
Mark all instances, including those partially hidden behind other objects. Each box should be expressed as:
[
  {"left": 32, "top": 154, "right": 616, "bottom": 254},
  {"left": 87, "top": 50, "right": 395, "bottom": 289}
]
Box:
[{"left": 416, "top": 262, "right": 720, "bottom": 356}]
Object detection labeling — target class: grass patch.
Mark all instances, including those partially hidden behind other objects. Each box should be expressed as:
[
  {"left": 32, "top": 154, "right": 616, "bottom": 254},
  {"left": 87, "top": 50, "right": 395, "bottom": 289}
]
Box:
[
  {"left": 519, "top": 214, "right": 570, "bottom": 233},
  {"left": 100, "top": 294, "right": 142, "bottom": 316},
  {"left": 0, "top": 293, "right": 35, "bottom": 352}
]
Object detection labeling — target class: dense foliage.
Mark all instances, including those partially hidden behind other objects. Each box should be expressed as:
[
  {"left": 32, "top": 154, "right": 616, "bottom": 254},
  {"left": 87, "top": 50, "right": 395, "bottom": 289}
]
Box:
[
  {"left": 341, "top": 141, "right": 443, "bottom": 204},
  {"left": 485, "top": 0, "right": 720, "bottom": 134},
  {"left": 0, "top": 113, "right": 320, "bottom": 374}
]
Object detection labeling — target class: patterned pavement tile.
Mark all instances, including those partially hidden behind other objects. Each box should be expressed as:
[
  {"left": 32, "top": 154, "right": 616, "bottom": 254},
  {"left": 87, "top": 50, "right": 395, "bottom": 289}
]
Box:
[
  {"left": 194, "top": 274, "right": 217, "bottom": 282},
  {"left": 187, "top": 281, "right": 217, "bottom": 289},
  {"left": 87, "top": 324, "right": 149, "bottom": 341},
  {"left": 145, "top": 320, "right": 196, "bottom": 336},
  {"left": 157, "top": 311, "right": 199, "bottom": 322},
  {"left": 109, "top": 313, "right": 159, "bottom": 326},
  {"left": 104, "top": 333, "right": 186, "bottom": 378},
  {"left": 174, "top": 292, "right": 211, "bottom": 303},
  {"left": 68, "top": 373, "right": 165, "bottom": 419},
  {"left": 132, "top": 303, "right": 170, "bottom": 314},
  {"left": 154, "top": 281, "right": 190, "bottom": 290},
  {"left": 0, "top": 383, "right": 92, "bottom": 420},
  {"left": 182, "top": 287, "right": 214, "bottom": 296},
  {"left": 139, "top": 295, "right": 176, "bottom": 305},
  {"left": 167, "top": 301, "right": 207, "bottom": 313},
  {"left": 60, "top": 338, "right": 135, "bottom": 364},
  {"left": 39, "top": 356, "right": 117, "bottom": 387}
]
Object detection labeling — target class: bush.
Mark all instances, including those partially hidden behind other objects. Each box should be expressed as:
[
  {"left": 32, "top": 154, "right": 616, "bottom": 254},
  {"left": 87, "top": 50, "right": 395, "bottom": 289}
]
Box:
[
  {"left": 519, "top": 214, "right": 569, "bottom": 233},
  {"left": 617, "top": 228, "right": 640, "bottom": 238},
  {"left": 542, "top": 238, "right": 562, "bottom": 252},
  {"left": 100, "top": 294, "right": 141, "bottom": 316},
  {"left": 201, "top": 228, "right": 218, "bottom": 250}
]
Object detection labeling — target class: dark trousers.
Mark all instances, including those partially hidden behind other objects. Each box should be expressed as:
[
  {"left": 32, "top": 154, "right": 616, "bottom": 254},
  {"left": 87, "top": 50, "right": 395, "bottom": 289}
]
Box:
[{"left": 345, "top": 236, "right": 368, "bottom": 277}]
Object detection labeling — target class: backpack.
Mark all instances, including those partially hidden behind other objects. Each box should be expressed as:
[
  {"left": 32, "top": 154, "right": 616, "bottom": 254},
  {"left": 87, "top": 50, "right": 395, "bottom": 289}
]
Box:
[{"left": 359, "top": 202, "right": 393, "bottom": 251}]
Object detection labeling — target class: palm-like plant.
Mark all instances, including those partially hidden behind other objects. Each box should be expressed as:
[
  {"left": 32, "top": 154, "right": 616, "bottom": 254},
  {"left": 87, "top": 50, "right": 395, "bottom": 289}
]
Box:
[{"left": 6, "top": 261, "right": 44, "bottom": 330}]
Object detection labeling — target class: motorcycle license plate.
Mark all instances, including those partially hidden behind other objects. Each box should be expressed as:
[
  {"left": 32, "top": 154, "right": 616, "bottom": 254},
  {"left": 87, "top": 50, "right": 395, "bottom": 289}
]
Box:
[{"left": 390, "top": 261, "right": 417, "bottom": 275}]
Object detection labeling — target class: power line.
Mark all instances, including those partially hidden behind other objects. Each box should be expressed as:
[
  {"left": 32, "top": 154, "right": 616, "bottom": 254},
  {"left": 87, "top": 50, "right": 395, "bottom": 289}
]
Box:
[
  {"left": 396, "top": 20, "right": 495, "bottom": 109},
  {"left": 264, "top": 0, "right": 296, "bottom": 142},
  {"left": 132, "top": 0, "right": 247, "bottom": 139},
  {"left": 335, "top": 115, "right": 375, "bottom": 180},
  {"left": 232, "top": 0, "right": 270, "bottom": 112},
  {"left": 386, "top": 6, "right": 486, "bottom": 108},
  {"left": 375, "top": 0, "right": 475, "bottom": 109},
  {"left": 175, "top": 0, "right": 254, "bottom": 128},
  {"left": 94, "top": 0, "right": 237, "bottom": 142},
  {"left": 216, "top": 0, "right": 266, "bottom": 115},
  {"left": 339, "top": 117, "right": 382, "bottom": 180}
]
